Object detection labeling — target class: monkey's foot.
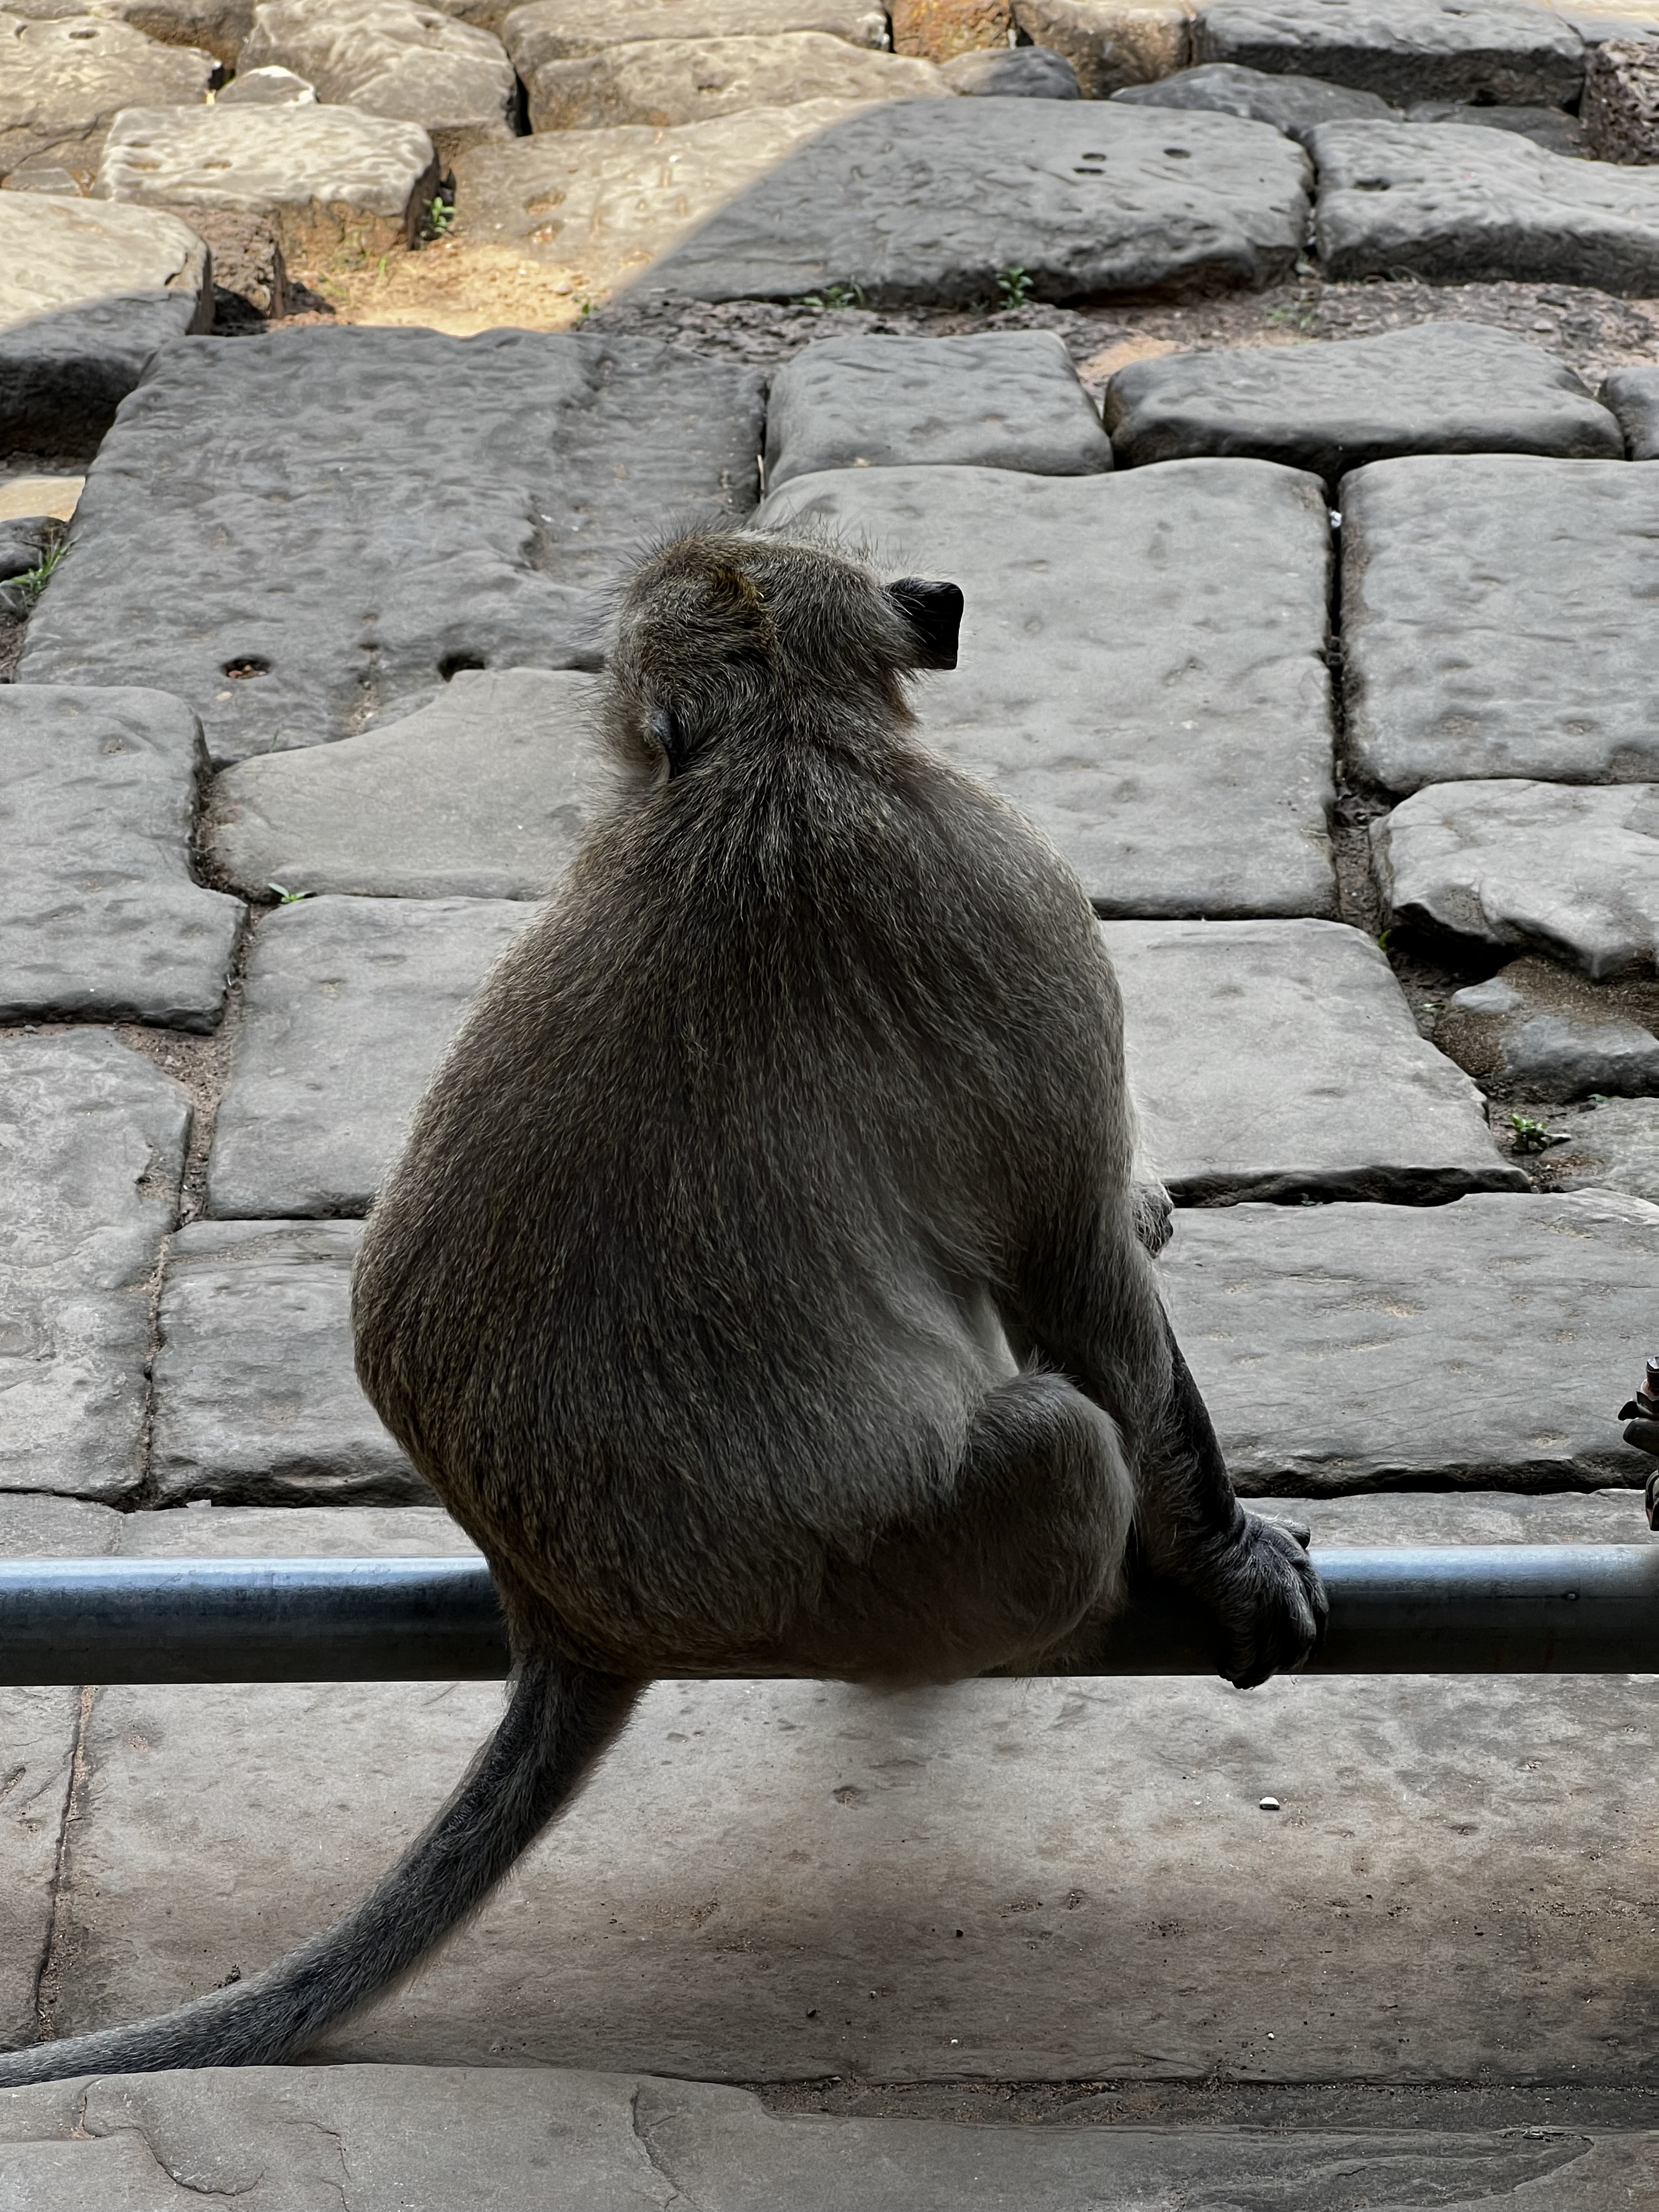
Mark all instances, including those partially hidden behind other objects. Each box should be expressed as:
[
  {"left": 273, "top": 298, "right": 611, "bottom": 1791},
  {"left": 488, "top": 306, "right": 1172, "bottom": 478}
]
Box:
[{"left": 1197, "top": 1512, "right": 1328, "bottom": 1692}]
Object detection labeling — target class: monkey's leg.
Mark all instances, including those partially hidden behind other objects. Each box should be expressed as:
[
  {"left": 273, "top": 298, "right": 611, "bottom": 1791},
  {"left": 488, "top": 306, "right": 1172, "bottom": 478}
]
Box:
[
  {"left": 0, "top": 1659, "right": 640, "bottom": 2086},
  {"left": 797, "top": 1371, "right": 1134, "bottom": 1685}
]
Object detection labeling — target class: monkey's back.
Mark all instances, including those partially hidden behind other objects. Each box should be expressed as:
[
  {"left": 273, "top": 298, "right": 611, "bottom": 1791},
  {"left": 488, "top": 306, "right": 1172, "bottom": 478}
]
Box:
[{"left": 353, "top": 742, "right": 1126, "bottom": 1673}]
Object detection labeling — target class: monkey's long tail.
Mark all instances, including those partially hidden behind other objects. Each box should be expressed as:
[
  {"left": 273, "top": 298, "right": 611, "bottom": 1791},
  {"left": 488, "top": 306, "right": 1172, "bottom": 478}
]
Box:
[{"left": 0, "top": 1657, "right": 639, "bottom": 2087}]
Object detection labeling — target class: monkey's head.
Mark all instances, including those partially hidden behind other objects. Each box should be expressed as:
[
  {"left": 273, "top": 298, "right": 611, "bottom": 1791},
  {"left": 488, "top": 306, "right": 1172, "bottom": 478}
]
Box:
[{"left": 604, "top": 528, "right": 963, "bottom": 782}]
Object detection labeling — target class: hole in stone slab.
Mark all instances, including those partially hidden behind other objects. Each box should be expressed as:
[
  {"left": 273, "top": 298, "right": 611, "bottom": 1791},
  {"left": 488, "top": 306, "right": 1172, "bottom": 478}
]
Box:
[
  {"left": 67, "top": 24, "right": 98, "bottom": 35},
  {"left": 223, "top": 655, "right": 270, "bottom": 678},
  {"left": 439, "top": 652, "right": 486, "bottom": 680},
  {"left": 1353, "top": 178, "right": 1390, "bottom": 190},
  {"left": 1164, "top": 147, "right": 1191, "bottom": 158}
]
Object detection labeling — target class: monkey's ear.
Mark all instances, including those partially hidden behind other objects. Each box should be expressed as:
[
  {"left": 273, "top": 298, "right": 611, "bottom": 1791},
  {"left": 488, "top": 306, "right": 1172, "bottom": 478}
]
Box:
[
  {"left": 649, "top": 703, "right": 691, "bottom": 778},
  {"left": 888, "top": 578, "right": 963, "bottom": 670}
]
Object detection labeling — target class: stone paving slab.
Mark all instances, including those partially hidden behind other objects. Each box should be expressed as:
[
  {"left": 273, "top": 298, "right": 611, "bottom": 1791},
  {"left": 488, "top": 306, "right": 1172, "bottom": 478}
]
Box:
[
  {"left": 1438, "top": 959, "right": 1659, "bottom": 1103},
  {"left": 0, "top": 10, "right": 213, "bottom": 183},
  {"left": 1341, "top": 454, "right": 1659, "bottom": 795},
  {"left": 0, "top": 685, "right": 242, "bottom": 1030},
  {"left": 520, "top": 28, "right": 947, "bottom": 132},
  {"left": 205, "top": 895, "right": 534, "bottom": 1218},
  {"left": 501, "top": 0, "right": 890, "bottom": 62},
  {"left": 1, "top": 2066, "right": 1649, "bottom": 2210},
  {"left": 240, "top": 0, "right": 518, "bottom": 165},
  {"left": 1193, "top": 0, "right": 1585, "bottom": 107},
  {"left": 939, "top": 41, "right": 1079, "bottom": 94},
  {"left": 0, "top": 195, "right": 209, "bottom": 451},
  {"left": 1406, "top": 96, "right": 1587, "bottom": 157},
  {"left": 1601, "top": 361, "right": 1659, "bottom": 457},
  {"left": 9, "top": 0, "right": 257, "bottom": 70},
  {"left": 0, "top": 1032, "right": 186, "bottom": 1503},
  {"left": 630, "top": 100, "right": 1311, "bottom": 305},
  {"left": 1164, "top": 1190, "right": 1657, "bottom": 1494},
  {"left": 95, "top": 102, "right": 440, "bottom": 258},
  {"left": 1010, "top": 0, "right": 1192, "bottom": 97},
  {"left": 19, "top": 328, "right": 764, "bottom": 765},
  {"left": 149, "top": 1220, "right": 427, "bottom": 1506},
  {"left": 1103, "top": 918, "right": 1521, "bottom": 1204},
  {"left": 1105, "top": 321, "right": 1622, "bottom": 479},
  {"left": 1311, "top": 119, "right": 1659, "bottom": 292},
  {"left": 765, "top": 331, "right": 1112, "bottom": 490},
  {"left": 1111, "top": 57, "right": 1396, "bottom": 143},
  {"left": 452, "top": 97, "right": 875, "bottom": 285},
  {"left": 30, "top": 1488, "right": 1659, "bottom": 2080},
  {"left": 1536, "top": 1095, "right": 1659, "bottom": 1204},
  {"left": 758, "top": 460, "right": 1337, "bottom": 919},
  {"left": 1374, "top": 778, "right": 1659, "bottom": 981},
  {"left": 205, "top": 668, "right": 606, "bottom": 901}
]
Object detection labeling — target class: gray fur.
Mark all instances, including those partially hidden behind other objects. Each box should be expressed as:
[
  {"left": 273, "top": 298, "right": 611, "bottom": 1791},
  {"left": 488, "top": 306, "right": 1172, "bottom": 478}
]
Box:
[{"left": 0, "top": 526, "right": 1323, "bottom": 2086}]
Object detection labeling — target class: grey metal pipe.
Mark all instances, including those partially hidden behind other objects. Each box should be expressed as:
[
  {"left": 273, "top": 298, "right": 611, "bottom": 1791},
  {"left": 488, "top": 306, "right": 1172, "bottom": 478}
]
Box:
[{"left": 1, "top": 1546, "right": 1657, "bottom": 1683}]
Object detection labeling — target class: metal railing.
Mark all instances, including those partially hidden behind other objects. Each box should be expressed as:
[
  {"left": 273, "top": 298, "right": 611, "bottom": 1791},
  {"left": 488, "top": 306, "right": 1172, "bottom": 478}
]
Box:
[{"left": 2, "top": 1546, "right": 1657, "bottom": 1682}]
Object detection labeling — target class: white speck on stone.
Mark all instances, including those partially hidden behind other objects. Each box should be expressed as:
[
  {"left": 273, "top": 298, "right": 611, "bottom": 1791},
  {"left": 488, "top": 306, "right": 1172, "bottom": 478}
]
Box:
[{"left": 1259, "top": 1796, "right": 1281, "bottom": 1811}]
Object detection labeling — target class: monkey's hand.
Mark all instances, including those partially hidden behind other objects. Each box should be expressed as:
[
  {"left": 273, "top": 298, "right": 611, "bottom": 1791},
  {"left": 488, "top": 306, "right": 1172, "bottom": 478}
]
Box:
[
  {"left": 1197, "top": 1512, "right": 1328, "bottom": 1691},
  {"left": 1131, "top": 1179, "right": 1175, "bottom": 1258}
]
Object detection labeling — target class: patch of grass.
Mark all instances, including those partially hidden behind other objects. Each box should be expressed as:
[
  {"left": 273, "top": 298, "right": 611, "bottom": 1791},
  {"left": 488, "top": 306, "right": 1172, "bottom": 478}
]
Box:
[
  {"left": 996, "top": 264, "right": 1033, "bottom": 309},
  {"left": 801, "top": 280, "right": 867, "bottom": 310},
  {"left": 8, "top": 539, "right": 65, "bottom": 609}
]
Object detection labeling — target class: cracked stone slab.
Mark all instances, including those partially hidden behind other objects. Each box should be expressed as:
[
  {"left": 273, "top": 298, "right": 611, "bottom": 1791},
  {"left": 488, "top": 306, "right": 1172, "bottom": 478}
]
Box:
[
  {"left": 205, "top": 667, "right": 607, "bottom": 900},
  {"left": 94, "top": 101, "right": 441, "bottom": 257},
  {"left": 1106, "top": 321, "right": 1622, "bottom": 479},
  {"left": 18, "top": 328, "right": 765, "bottom": 765},
  {"left": 765, "top": 330, "right": 1112, "bottom": 489},
  {"left": 1601, "top": 362, "right": 1659, "bottom": 457},
  {"left": 1193, "top": 0, "right": 1585, "bottom": 107},
  {"left": 28, "top": 1519, "right": 1659, "bottom": 2082},
  {"left": 205, "top": 895, "right": 535, "bottom": 1218},
  {"left": 1374, "top": 778, "right": 1659, "bottom": 982},
  {"left": 1311, "top": 119, "right": 1659, "bottom": 293},
  {"left": 149, "top": 1219, "right": 428, "bottom": 1505},
  {"left": 1, "top": 2068, "right": 1652, "bottom": 2208},
  {"left": 240, "top": 0, "right": 518, "bottom": 165},
  {"left": 0, "top": 685, "right": 242, "bottom": 1029},
  {"left": 519, "top": 29, "right": 947, "bottom": 132},
  {"left": 1533, "top": 1095, "right": 1659, "bottom": 1204},
  {"left": 758, "top": 460, "right": 1337, "bottom": 919},
  {"left": 1437, "top": 957, "right": 1659, "bottom": 1103},
  {"left": 1342, "top": 455, "right": 1659, "bottom": 795},
  {"left": 628, "top": 99, "right": 1311, "bottom": 304},
  {"left": 0, "top": 194, "right": 208, "bottom": 450},
  {"left": 0, "top": 9, "right": 213, "bottom": 182},
  {"left": 0, "top": 1031, "right": 187, "bottom": 1503},
  {"left": 1104, "top": 918, "right": 1521, "bottom": 1203},
  {"left": 1165, "top": 1190, "right": 1657, "bottom": 1493},
  {"left": 1112, "top": 58, "right": 1396, "bottom": 143}
]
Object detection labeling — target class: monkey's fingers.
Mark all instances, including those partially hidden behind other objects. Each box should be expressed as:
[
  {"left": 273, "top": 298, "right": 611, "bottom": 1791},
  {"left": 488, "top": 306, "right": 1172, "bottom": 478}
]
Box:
[{"left": 1218, "top": 1515, "right": 1328, "bottom": 1692}]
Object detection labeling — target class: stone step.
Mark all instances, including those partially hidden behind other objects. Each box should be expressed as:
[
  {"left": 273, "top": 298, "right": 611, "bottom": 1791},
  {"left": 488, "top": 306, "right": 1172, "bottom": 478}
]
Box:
[
  {"left": 3, "top": 1491, "right": 1654, "bottom": 2088},
  {"left": 1192, "top": 0, "right": 1587, "bottom": 108},
  {"left": 757, "top": 458, "right": 1338, "bottom": 920},
  {"left": 19, "top": 327, "right": 764, "bottom": 764},
  {"left": 2, "top": 2062, "right": 1654, "bottom": 2209},
  {"left": 143, "top": 1188, "right": 1657, "bottom": 1507},
  {"left": 1342, "top": 453, "right": 1659, "bottom": 794}
]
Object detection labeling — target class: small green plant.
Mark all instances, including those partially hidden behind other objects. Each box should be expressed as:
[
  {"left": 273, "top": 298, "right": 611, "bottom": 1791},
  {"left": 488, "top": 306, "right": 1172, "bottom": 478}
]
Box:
[
  {"left": 996, "top": 264, "right": 1033, "bottom": 309},
  {"left": 575, "top": 294, "right": 592, "bottom": 321},
  {"left": 1506, "top": 1111, "right": 1568, "bottom": 1155},
  {"left": 801, "top": 280, "right": 867, "bottom": 311},
  {"left": 423, "top": 191, "right": 456, "bottom": 242},
  {"left": 8, "top": 539, "right": 65, "bottom": 609},
  {"left": 269, "top": 883, "right": 311, "bottom": 905}
]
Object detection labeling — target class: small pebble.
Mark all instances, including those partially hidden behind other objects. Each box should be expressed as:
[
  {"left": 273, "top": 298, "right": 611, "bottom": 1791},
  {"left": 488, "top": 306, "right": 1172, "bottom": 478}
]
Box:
[{"left": 1259, "top": 1796, "right": 1280, "bottom": 1812}]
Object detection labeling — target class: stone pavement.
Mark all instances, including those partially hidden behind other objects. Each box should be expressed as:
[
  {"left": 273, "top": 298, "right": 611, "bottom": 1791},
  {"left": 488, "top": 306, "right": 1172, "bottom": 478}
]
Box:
[{"left": 4, "top": 0, "right": 1659, "bottom": 2199}]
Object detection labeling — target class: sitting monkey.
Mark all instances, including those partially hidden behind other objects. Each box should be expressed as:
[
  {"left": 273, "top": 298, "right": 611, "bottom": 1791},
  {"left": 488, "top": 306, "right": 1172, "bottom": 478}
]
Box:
[{"left": 0, "top": 529, "right": 1324, "bottom": 2085}]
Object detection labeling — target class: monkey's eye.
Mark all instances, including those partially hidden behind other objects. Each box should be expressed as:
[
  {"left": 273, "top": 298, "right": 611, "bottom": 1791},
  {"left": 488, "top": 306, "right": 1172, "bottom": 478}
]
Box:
[
  {"left": 888, "top": 578, "right": 963, "bottom": 670},
  {"left": 649, "top": 704, "right": 691, "bottom": 776}
]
